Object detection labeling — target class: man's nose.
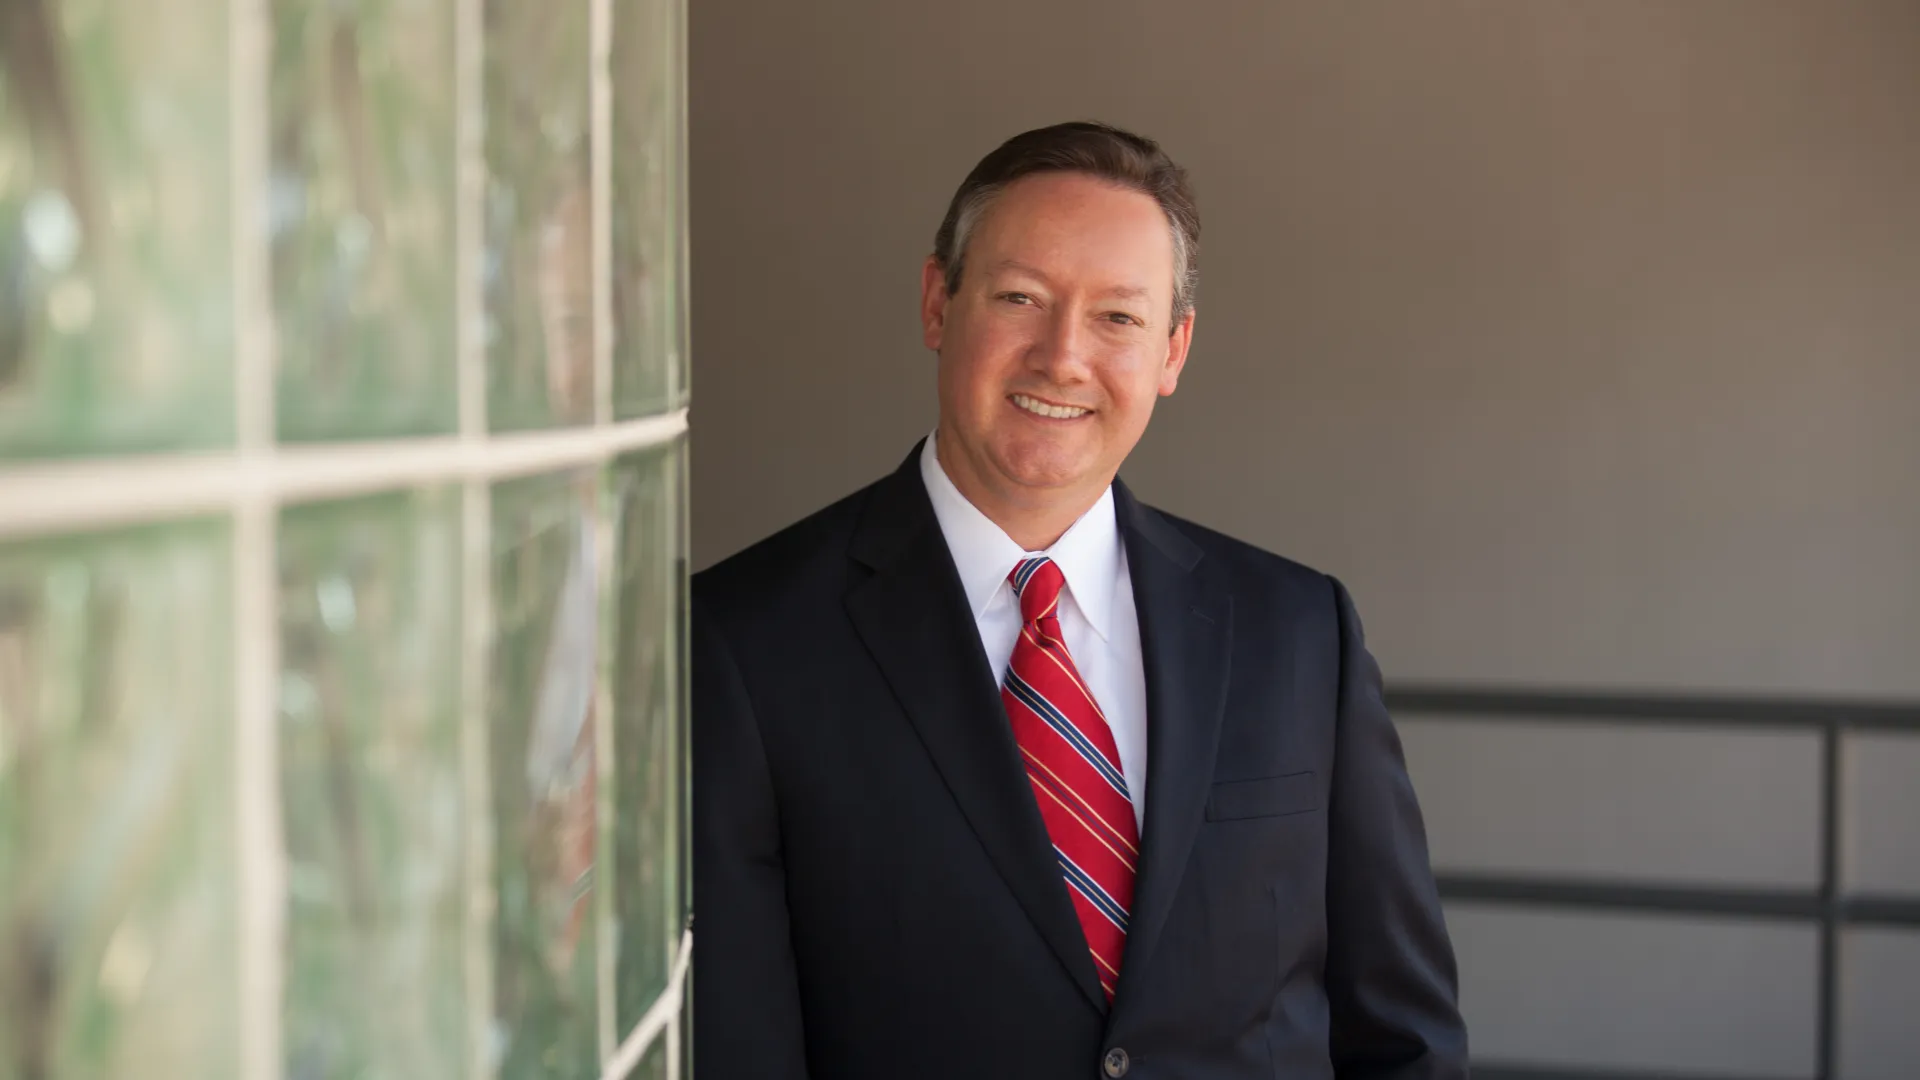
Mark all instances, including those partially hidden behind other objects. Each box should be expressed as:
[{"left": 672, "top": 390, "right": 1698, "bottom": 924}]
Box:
[{"left": 1027, "top": 309, "right": 1095, "bottom": 381}]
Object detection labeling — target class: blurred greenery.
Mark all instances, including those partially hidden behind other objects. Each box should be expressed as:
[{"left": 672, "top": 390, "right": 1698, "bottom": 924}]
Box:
[
  {"left": 610, "top": 0, "right": 685, "bottom": 420},
  {"left": 0, "top": 0, "right": 690, "bottom": 1073},
  {"left": 270, "top": 0, "right": 459, "bottom": 442},
  {"left": 0, "top": 520, "right": 237, "bottom": 1078},
  {"left": 278, "top": 488, "right": 465, "bottom": 1080},
  {"left": 0, "top": 0, "right": 233, "bottom": 458},
  {"left": 483, "top": 0, "right": 593, "bottom": 433},
  {"left": 609, "top": 444, "right": 682, "bottom": 1030},
  {"left": 490, "top": 471, "right": 600, "bottom": 1080}
]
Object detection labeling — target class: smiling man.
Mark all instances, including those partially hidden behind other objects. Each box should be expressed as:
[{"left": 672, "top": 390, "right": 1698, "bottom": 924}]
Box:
[{"left": 693, "top": 122, "right": 1468, "bottom": 1080}]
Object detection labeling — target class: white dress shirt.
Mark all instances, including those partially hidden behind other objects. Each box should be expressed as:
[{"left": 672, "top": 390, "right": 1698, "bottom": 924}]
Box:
[{"left": 919, "top": 433, "right": 1149, "bottom": 830}]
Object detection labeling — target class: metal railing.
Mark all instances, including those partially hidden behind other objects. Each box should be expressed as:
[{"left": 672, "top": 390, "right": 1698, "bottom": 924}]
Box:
[{"left": 1388, "top": 683, "right": 1920, "bottom": 1080}]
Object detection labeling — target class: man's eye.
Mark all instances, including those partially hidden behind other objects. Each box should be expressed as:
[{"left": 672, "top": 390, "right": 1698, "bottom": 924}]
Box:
[
  {"left": 1001, "top": 292, "right": 1034, "bottom": 305},
  {"left": 1105, "top": 313, "right": 1142, "bottom": 326}
]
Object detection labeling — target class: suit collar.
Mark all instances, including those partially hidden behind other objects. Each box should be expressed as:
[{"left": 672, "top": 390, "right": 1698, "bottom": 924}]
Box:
[
  {"left": 1112, "top": 472, "right": 1203, "bottom": 572},
  {"left": 846, "top": 441, "right": 938, "bottom": 573}
]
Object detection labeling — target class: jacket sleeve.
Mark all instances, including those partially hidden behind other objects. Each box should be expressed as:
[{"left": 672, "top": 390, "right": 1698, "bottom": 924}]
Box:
[
  {"left": 1324, "top": 576, "right": 1470, "bottom": 1079},
  {"left": 691, "top": 594, "right": 811, "bottom": 1079}
]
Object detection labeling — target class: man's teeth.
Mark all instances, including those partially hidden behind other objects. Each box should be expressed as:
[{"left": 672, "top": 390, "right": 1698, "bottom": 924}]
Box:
[{"left": 1011, "top": 394, "right": 1090, "bottom": 420}]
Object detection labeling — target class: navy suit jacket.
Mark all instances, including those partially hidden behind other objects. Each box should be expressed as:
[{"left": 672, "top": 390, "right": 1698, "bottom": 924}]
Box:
[{"left": 692, "top": 444, "right": 1468, "bottom": 1079}]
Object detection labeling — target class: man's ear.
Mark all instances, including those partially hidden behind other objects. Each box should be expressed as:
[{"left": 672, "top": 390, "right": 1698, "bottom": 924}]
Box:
[
  {"left": 1158, "top": 308, "right": 1196, "bottom": 397},
  {"left": 921, "top": 255, "right": 951, "bottom": 351}
]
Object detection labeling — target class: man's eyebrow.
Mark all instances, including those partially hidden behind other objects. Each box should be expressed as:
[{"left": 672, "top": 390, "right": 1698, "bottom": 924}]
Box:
[
  {"left": 986, "top": 259, "right": 1055, "bottom": 282},
  {"left": 987, "top": 260, "right": 1155, "bottom": 302}
]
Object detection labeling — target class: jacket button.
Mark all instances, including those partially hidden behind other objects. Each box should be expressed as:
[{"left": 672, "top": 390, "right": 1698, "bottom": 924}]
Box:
[{"left": 1102, "top": 1047, "right": 1130, "bottom": 1078}]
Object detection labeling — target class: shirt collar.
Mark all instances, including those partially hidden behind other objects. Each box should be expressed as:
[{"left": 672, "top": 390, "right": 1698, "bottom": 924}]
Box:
[{"left": 919, "top": 432, "right": 1121, "bottom": 641}]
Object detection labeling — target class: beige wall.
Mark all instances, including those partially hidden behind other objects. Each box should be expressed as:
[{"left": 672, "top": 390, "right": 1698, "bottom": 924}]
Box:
[
  {"left": 690, "top": 4, "right": 1920, "bottom": 1072},
  {"left": 689, "top": 0, "right": 1920, "bottom": 698}
]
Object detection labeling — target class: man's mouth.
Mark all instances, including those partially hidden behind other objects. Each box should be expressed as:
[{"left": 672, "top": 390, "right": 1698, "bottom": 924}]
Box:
[{"left": 1009, "top": 393, "right": 1092, "bottom": 420}]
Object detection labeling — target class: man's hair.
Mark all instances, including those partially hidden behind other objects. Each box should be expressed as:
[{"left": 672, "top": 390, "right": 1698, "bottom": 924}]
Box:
[{"left": 932, "top": 121, "right": 1200, "bottom": 328}]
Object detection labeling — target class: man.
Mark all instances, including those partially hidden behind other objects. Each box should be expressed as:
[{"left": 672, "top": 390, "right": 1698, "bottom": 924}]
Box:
[{"left": 693, "top": 121, "right": 1467, "bottom": 1079}]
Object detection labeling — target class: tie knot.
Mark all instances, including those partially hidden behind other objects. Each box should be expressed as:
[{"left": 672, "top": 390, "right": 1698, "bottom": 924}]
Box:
[{"left": 1008, "top": 556, "right": 1066, "bottom": 623}]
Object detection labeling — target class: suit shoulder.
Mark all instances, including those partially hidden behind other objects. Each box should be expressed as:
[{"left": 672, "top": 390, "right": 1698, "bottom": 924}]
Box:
[
  {"left": 693, "top": 478, "right": 876, "bottom": 617},
  {"left": 1144, "top": 505, "right": 1334, "bottom": 599}
]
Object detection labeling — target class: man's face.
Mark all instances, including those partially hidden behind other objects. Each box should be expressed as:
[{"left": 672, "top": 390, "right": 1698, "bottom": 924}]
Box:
[{"left": 922, "top": 172, "right": 1194, "bottom": 513}]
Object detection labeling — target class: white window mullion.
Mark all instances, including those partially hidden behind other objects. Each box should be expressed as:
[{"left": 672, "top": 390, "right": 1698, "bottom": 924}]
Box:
[
  {"left": 454, "top": 0, "right": 498, "bottom": 1077},
  {"left": 600, "top": 929, "right": 693, "bottom": 1080},
  {"left": 230, "top": 0, "right": 283, "bottom": 1074},
  {"left": 591, "top": 0, "right": 616, "bottom": 430},
  {"left": 232, "top": 498, "right": 283, "bottom": 1080},
  {"left": 665, "top": 1006, "right": 683, "bottom": 1080},
  {"left": 459, "top": 474, "right": 497, "bottom": 1080},
  {"left": 0, "top": 411, "right": 687, "bottom": 540},
  {"left": 593, "top": 480, "right": 620, "bottom": 1066},
  {"left": 590, "top": 0, "right": 621, "bottom": 1059},
  {"left": 456, "top": 0, "right": 488, "bottom": 445}
]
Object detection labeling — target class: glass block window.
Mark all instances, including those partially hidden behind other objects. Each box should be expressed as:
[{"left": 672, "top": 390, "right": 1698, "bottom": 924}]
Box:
[{"left": 0, "top": 1, "right": 691, "bottom": 1077}]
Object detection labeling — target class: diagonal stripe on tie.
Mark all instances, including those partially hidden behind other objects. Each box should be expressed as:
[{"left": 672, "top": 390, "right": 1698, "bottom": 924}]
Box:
[
  {"left": 1021, "top": 748, "right": 1138, "bottom": 864},
  {"left": 1055, "top": 847, "right": 1130, "bottom": 931},
  {"left": 1021, "top": 625, "right": 1111, "bottom": 723},
  {"left": 1004, "top": 671, "right": 1131, "bottom": 798}
]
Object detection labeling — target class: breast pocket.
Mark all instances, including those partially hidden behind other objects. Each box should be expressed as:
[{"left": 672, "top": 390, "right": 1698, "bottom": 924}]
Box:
[{"left": 1204, "top": 771, "right": 1319, "bottom": 821}]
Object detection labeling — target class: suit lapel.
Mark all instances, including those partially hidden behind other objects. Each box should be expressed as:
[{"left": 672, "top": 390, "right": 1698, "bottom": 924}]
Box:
[
  {"left": 1111, "top": 479, "right": 1234, "bottom": 1012},
  {"left": 844, "top": 445, "right": 1107, "bottom": 1013}
]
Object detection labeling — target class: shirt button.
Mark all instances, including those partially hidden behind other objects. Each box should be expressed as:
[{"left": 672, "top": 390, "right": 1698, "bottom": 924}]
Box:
[{"left": 1102, "top": 1047, "right": 1130, "bottom": 1078}]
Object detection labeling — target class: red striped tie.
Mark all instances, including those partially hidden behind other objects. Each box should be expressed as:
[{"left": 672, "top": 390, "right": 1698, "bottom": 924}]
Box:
[{"left": 1000, "top": 556, "right": 1139, "bottom": 1002}]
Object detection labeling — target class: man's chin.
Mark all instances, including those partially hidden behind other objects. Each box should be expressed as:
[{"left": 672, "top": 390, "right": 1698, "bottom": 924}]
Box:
[{"left": 992, "top": 450, "right": 1102, "bottom": 499}]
